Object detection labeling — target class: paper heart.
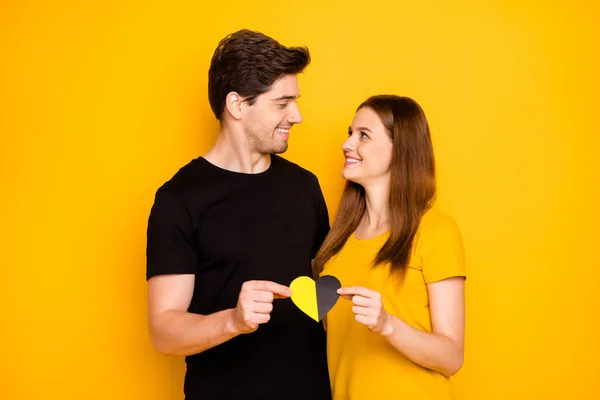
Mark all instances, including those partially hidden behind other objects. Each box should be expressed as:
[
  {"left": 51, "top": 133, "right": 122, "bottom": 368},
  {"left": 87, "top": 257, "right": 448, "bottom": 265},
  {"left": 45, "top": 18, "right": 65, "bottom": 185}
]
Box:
[{"left": 289, "top": 275, "right": 341, "bottom": 321}]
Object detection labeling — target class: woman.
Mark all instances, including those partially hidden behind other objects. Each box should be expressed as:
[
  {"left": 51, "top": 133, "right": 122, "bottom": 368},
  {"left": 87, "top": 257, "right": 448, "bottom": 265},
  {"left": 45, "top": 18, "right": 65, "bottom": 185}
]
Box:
[{"left": 314, "top": 95, "right": 466, "bottom": 399}]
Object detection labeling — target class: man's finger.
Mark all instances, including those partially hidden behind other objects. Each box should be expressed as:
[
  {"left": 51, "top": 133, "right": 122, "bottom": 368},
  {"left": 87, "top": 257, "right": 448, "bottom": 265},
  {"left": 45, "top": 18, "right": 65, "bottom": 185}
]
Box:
[
  {"left": 249, "top": 291, "right": 274, "bottom": 303},
  {"left": 251, "top": 302, "right": 274, "bottom": 314},
  {"left": 254, "top": 313, "right": 271, "bottom": 324},
  {"left": 248, "top": 280, "right": 291, "bottom": 298}
]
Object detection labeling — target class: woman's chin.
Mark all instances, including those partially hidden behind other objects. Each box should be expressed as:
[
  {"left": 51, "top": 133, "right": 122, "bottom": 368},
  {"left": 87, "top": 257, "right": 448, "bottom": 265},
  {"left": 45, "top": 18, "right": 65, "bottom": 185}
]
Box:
[{"left": 342, "top": 170, "right": 361, "bottom": 184}]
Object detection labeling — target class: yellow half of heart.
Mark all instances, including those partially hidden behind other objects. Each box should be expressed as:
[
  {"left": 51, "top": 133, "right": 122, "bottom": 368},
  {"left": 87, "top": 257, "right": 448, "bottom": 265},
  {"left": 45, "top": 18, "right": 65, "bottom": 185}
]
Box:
[{"left": 289, "top": 276, "right": 319, "bottom": 321}]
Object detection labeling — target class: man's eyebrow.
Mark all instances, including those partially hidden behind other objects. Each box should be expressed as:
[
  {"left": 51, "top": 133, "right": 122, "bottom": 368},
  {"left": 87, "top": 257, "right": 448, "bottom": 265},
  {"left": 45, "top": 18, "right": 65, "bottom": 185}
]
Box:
[{"left": 271, "top": 94, "right": 300, "bottom": 101}]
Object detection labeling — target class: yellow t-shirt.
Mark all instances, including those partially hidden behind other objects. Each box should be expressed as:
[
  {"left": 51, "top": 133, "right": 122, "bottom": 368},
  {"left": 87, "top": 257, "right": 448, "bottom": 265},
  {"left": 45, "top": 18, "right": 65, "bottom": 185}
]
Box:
[{"left": 321, "top": 208, "right": 466, "bottom": 400}]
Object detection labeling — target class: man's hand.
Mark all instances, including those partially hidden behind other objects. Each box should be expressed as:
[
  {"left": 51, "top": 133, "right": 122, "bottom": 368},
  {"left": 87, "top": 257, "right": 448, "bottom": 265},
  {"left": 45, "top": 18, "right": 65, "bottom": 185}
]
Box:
[{"left": 229, "top": 280, "right": 291, "bottom": 334}]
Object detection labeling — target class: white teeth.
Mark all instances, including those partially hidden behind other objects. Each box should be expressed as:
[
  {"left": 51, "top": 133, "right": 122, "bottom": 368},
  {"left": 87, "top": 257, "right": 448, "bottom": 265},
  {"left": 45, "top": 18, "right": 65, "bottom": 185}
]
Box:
[
  {"left": 345, "top": 158, "right": 360, "bottom": 163},
  {"left": 277, "top": 128, "right": 290, "bottom": 134}
]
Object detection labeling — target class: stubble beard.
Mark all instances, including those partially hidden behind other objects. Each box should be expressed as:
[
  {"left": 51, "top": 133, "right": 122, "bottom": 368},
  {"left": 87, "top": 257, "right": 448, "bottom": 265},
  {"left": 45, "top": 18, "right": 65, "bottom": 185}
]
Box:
[{"left": 248, "top": 129, "right": 288, "bottom": 155}]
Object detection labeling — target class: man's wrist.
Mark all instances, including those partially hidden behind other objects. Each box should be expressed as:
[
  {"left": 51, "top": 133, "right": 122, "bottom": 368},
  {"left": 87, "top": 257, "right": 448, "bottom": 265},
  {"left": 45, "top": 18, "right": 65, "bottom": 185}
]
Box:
[{"left": 223, "top": 308, "right": 241, "bottom": 337}]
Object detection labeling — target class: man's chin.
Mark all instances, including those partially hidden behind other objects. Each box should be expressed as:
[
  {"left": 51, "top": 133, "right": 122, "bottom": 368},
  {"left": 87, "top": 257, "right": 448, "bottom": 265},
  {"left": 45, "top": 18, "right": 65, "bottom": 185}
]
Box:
[
  {"left": 270, "top": 143, "right": 288, "bottom": 154},
  {"left": 256, "top": 140, "right": 288, "bottom": 155}
]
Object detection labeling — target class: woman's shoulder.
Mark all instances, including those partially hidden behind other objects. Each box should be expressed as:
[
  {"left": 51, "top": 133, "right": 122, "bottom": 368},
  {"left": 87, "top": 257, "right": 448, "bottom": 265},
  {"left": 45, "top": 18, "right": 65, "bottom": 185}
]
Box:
[
  {"left": 420, "top": 208, "right": 459, "bottom": 231},
  {"left": 416, "top": 208, "right": 462, "bottom": 247}
]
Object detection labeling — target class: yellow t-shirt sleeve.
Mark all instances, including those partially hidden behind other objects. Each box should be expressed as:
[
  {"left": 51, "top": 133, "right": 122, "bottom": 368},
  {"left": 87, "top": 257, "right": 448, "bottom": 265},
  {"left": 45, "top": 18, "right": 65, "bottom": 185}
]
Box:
[{"left": 418, "top": 213, "right": 466, "bottom": 283}]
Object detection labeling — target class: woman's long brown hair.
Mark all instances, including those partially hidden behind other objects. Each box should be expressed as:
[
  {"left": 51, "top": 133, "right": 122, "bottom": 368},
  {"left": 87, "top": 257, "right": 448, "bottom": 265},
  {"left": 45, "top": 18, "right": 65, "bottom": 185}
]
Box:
[{"left": 313, "top": 95, "right": 436, "bottom": 277}]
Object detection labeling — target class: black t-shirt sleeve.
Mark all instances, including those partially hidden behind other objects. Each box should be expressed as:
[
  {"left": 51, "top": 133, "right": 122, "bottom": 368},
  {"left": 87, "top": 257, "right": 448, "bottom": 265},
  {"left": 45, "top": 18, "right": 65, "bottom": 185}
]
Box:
[
  {"left": 146, "top": 189, "right": 198, "bottom": 280},
  {"left": 311, "top": 177, "right": 330, "bottom": 259}
]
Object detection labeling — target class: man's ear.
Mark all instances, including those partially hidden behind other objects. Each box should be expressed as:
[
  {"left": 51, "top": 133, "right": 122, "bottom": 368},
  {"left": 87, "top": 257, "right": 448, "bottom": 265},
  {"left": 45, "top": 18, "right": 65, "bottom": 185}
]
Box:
[{"left": 224, "top": 92, "right": 244, "bottom": 120}]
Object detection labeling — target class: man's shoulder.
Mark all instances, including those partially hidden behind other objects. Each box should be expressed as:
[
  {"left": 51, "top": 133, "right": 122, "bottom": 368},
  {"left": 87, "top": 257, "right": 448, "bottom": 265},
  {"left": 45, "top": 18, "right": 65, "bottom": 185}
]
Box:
[
  {"left": 272, "top": 155, "right": 319, "bottom": 183},
  {"left": 154, "top": 157, "right": 210, "bottom": 200}
]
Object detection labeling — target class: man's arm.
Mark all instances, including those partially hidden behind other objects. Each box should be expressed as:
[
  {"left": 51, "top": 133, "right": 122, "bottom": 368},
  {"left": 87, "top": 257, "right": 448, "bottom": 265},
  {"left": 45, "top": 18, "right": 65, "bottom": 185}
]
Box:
[{"left": 147, "top": 274, "right": 290, "bottom": 356}]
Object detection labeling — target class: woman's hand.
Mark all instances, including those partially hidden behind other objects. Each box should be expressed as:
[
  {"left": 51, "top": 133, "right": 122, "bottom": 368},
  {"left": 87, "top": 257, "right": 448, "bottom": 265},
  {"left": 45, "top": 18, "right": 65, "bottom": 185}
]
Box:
[{"left": 338, "top": 286, "right": 393, "bottom": 336}]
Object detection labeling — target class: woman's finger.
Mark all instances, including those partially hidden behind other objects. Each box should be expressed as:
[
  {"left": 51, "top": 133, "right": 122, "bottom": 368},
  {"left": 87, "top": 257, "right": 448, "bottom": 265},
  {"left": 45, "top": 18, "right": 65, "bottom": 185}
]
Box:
[
  {"left": 352, "top": 305, "right": 374, "bottom": 316},
  {"left": 338, "top": 286, "right": 377, "bottom": 298}
]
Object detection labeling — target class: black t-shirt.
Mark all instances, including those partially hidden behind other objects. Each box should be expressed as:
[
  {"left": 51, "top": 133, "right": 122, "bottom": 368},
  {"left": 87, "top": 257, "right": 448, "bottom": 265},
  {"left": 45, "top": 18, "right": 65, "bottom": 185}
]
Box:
[{"left": 146, "top": 155, "right": 332, "bottom": 400}]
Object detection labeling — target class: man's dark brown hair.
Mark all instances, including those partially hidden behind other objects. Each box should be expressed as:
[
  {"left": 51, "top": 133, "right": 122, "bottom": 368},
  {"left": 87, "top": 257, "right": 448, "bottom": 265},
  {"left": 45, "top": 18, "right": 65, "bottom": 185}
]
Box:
[{"left": 208, "top": 29, "right": 310, "bottom": 120}]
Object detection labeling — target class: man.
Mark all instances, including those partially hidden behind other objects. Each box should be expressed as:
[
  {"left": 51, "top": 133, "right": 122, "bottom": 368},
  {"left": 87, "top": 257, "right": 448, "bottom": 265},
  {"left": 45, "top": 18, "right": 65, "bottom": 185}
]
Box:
[{"left": 145, "top": 29, "right": 332, "bottom": 399}]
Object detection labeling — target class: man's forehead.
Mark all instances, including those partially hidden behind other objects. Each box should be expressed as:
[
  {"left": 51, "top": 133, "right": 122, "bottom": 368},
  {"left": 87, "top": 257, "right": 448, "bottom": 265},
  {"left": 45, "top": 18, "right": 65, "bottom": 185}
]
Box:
[{"left": 267, "top": 76, "right": 299, "bottom": 97}]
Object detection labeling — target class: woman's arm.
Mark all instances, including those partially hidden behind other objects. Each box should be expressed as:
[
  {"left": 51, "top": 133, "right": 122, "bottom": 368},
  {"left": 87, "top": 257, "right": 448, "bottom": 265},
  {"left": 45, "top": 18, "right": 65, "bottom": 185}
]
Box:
[{"left": 338, "top": 276, "right": 465, "bottom": 377}]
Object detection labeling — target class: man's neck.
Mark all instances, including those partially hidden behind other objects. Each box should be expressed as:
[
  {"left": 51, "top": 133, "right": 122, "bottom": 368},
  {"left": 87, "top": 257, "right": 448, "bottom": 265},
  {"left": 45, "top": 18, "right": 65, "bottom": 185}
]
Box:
[{"left": 202, "top": 125, "right": 270, "bottom": 174}]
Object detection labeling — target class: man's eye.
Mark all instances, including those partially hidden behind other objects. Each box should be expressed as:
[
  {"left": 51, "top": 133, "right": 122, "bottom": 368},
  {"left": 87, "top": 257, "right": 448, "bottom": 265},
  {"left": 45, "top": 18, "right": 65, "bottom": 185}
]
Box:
[{"left": 277, "top": 103, "right": 287, "bottom": 109}]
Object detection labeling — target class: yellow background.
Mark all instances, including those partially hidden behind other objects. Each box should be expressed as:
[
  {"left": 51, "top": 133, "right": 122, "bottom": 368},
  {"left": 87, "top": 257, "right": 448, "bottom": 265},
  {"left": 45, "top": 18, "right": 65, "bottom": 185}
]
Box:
[{"left": 1, "top": 0, "right": 599, "bottom": 399}]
